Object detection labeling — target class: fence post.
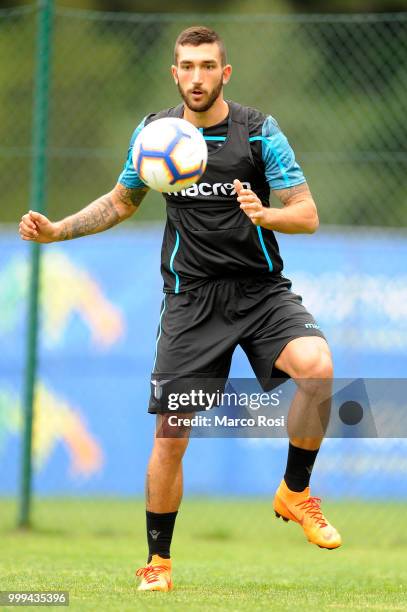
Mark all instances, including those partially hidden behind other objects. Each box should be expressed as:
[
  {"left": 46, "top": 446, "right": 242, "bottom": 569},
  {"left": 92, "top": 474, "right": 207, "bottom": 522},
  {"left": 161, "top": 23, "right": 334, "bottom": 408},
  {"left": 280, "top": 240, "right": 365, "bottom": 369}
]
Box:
[{"left": 19, "top": 0, "right": 54, "bottom": 528}]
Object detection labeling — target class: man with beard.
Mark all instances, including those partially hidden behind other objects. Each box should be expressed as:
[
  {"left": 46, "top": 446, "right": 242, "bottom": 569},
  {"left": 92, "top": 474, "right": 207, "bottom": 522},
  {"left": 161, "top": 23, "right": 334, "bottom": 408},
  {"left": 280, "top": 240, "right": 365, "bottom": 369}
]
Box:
[{"left": 19, "top": 26, "right": 341, "bottom": 592}]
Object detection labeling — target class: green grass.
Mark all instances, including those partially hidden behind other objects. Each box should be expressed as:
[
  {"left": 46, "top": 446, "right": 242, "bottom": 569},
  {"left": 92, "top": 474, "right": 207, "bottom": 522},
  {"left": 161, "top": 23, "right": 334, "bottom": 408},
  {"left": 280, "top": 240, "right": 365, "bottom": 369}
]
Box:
[{"left": 1, "top": 499, "right": 407, "bottom": 611}]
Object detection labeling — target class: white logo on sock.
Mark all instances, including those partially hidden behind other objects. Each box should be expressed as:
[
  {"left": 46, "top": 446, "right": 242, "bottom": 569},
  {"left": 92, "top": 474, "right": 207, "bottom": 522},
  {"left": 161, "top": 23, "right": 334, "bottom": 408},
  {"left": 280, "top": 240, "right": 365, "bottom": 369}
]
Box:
[{"left": 149, "top": 529, "right": 161, "bottom": 541}]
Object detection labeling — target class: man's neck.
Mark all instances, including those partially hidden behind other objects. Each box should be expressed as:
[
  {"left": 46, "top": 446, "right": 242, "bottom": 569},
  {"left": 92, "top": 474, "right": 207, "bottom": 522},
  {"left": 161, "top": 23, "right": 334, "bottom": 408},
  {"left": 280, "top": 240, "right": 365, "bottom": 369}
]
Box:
[{"left": 183, "top": 98, "right": 229, "bottom": 128}]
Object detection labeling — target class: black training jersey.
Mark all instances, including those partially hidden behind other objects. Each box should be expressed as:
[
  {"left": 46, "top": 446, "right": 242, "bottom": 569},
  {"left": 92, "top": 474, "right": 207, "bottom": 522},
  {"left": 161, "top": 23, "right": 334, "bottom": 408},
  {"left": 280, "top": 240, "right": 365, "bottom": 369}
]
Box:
[{"left": 118, "top": 101, "right": 306, "bottom": 293}]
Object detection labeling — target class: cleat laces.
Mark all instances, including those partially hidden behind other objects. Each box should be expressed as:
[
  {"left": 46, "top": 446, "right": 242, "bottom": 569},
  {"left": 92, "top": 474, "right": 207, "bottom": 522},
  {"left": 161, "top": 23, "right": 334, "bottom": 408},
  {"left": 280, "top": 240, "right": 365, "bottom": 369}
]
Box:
[
  {"left": 295, "top": 496, "right": 328, "bottom": 527},
  {"left": 136, "top": 564, "right": 169, "bottom": 584}
]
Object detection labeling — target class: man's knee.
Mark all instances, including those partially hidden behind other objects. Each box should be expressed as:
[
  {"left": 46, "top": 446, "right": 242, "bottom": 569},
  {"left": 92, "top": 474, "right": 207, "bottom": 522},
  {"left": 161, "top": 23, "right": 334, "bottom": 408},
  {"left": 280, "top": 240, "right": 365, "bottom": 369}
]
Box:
[
  {"left": 292, "top": 346, "right": 333, "bottom": 397},
  {"left": 280, "top": 336, "right": 332, "bottom": 377},
  {"left": 295, "top": 350, "right": 333, "bottom": 380},
  {"left": 276, "top": 337, "right": 333, "bottom": 380}
]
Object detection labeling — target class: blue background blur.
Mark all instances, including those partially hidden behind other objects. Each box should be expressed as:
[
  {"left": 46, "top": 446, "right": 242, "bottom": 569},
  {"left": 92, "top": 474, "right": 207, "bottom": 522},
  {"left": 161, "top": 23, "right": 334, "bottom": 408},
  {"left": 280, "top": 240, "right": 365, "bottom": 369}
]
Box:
[{"left": 1, "top": 227, "right": 407, "bottom": 499}]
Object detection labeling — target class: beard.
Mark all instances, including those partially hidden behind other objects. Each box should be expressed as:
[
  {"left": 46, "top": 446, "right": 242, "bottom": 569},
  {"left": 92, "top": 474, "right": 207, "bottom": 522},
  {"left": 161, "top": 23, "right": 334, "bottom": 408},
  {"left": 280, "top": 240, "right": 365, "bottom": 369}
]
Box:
[{"left": 177, "top": 76, "right": 224, "bottom": 113}]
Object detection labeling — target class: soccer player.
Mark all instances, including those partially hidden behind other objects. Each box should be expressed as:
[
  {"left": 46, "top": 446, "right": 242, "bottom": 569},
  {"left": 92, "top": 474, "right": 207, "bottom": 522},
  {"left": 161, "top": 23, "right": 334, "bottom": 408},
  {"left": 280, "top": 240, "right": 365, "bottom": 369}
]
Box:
[{"left": 19, "top": 26, "right": 341, "bottom": 592}]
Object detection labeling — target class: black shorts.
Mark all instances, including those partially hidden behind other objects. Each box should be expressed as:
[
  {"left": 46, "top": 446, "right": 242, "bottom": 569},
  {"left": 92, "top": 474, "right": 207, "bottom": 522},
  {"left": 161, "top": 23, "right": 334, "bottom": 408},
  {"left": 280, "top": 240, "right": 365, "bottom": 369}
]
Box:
[{"left": 149, "top": 275, "right": 325, "bottom": 413}]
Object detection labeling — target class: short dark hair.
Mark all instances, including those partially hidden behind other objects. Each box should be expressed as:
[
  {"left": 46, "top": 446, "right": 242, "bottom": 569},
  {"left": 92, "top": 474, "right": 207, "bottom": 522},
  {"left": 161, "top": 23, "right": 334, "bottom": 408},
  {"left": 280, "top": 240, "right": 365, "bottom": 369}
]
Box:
[{"left": 174, "top": 26, "right": 227, "bottom": 66}]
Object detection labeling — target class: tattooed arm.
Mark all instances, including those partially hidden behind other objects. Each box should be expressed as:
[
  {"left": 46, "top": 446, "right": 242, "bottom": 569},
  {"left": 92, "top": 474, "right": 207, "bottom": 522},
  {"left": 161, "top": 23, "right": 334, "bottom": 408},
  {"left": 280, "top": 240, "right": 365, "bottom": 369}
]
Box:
[
  {"left": 236, "top": 179, "right": 319, "bottom": 234},
  {"left": 19, "top": 183, "right": 148, "bottom": 243},
  {"left": 267, "top": 182, "right": 319, "bottom": 234}
]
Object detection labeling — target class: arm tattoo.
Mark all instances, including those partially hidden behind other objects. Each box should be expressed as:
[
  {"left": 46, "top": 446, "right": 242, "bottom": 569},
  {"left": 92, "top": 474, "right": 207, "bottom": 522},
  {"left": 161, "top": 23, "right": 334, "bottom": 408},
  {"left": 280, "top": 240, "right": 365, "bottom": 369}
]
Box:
[
  {"left": 57, "top": 185, "right": 148, "bottom": 241},
  {"left": 116, "top": 184, "right": 148, "bottom": 208},
  {"left": 59, "top": 195, "right": 120, "bottom": 240},
  {"left": 273, "top": 182, "right": 311, "bottom": 206}
]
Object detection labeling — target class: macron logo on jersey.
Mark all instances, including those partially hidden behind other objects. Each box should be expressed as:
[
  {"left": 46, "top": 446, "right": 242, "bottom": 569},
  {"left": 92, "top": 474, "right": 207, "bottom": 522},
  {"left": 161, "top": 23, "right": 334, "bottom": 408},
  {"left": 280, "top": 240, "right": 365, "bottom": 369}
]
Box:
[{"left": 169, "top": 181, "right": 252, "bottom": 197}]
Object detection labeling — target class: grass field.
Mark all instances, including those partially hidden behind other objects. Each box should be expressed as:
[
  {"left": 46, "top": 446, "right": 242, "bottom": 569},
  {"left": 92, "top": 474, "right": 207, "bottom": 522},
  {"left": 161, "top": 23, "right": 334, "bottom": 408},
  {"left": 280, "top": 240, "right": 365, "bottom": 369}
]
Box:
[{"left": 1, "top": 499, "right": 407, "bottom": 611}]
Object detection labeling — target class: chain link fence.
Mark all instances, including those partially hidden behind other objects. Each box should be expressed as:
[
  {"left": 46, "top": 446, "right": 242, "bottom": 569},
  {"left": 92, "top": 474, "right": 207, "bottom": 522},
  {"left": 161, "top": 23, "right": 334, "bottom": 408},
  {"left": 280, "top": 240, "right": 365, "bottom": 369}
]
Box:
[
  {"left": 1, "top": 7, "right": 406, "bottom": 225},
  {"left": 1, "top": 6, "right": 407, "bottom": 548}
]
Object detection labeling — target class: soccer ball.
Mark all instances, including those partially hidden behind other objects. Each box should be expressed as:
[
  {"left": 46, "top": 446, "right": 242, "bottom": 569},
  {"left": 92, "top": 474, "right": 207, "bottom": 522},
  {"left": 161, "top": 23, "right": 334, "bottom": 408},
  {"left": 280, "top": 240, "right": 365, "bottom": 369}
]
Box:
[{"left": 132, "top": 117, "right": 208, "bottom": 193}]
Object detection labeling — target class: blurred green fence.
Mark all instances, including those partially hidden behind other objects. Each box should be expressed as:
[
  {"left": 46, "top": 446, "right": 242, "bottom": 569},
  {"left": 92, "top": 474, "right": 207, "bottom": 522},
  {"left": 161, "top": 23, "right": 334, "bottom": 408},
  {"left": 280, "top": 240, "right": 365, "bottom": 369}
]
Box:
[{"left": 1, "top": 6, "right": 406, "bottom": 226}]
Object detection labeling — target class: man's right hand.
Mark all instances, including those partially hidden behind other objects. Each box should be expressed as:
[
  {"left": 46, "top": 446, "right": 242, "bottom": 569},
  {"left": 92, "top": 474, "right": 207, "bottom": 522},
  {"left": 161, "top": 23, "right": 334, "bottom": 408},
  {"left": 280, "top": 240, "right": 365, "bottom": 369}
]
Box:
[
  {"left": 18, "top": 186, "right": 148, "bottom": 243},
  {"left": 19, "top": 211, "right": 60, "bottom": 243}
]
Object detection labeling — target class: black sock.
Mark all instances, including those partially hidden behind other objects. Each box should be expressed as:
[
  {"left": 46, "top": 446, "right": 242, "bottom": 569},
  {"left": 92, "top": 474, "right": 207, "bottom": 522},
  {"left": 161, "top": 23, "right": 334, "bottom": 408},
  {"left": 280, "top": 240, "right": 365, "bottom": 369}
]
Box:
[
  {"left": 284, "top": 442, "right": 319, "bottom": 492},
  {"left": 146, "top": 510, "right": 178, "bottom": 563}
]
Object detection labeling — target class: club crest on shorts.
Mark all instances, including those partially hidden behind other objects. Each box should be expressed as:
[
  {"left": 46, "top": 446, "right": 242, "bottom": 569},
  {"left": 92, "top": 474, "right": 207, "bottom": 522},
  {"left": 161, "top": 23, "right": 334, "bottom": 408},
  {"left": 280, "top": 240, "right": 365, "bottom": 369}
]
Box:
[{"left": 151, "top": 379, "right": 171, "bottom": 400}]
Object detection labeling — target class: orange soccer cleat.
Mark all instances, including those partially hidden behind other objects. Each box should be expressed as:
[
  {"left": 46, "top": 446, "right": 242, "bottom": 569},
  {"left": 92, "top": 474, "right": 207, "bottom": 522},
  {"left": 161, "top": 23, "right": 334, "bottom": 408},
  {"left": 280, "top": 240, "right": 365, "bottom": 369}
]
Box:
[
  {"left": 273, "top": 479, "right": 342, "bottom": 549},
  {"left": 136, "top": 555, "right": 173, "bottom": 592}
]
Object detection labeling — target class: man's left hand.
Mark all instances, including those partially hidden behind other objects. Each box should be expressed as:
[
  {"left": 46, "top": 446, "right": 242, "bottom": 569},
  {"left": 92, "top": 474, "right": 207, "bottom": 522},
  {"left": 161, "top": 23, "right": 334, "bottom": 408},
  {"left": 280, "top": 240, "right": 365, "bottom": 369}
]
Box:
[{"left": 234, "top": 179, "right": 269, "bottom": 226}]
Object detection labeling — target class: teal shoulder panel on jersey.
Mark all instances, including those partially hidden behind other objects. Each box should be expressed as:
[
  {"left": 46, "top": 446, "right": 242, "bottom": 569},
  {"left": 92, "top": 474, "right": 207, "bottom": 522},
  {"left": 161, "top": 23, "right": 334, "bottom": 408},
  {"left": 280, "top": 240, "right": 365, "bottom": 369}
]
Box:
[
  {"left": 117, "top": 117, "right": 147, "bottom": 188},
  {"left": 252, "top": 115, "right": 306, "bottom": 190}
]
